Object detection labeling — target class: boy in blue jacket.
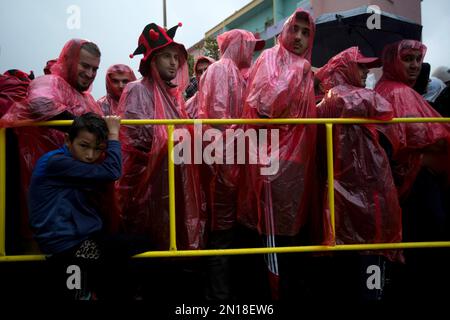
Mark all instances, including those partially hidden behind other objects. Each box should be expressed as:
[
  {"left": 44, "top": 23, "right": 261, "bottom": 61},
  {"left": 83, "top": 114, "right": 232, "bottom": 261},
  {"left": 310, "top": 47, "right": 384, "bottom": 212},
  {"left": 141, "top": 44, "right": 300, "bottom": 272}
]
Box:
[{"left": 29, "top": 112, "right": 147, "bottom": 300}]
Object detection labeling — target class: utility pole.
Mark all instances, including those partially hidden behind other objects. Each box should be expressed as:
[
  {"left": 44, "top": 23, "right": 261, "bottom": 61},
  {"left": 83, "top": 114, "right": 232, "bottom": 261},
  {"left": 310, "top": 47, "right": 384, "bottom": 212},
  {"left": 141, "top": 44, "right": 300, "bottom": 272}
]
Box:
[{"left": 163, "top": 0, "right": 167, "bottom": 28}]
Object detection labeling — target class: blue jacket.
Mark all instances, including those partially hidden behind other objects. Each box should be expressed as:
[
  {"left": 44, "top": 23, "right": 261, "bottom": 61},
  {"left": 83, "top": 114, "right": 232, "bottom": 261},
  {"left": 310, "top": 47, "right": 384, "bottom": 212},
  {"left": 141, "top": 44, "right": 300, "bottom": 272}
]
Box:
[{"left": 28, "top": 140, "right": 122, "bottom": 254}]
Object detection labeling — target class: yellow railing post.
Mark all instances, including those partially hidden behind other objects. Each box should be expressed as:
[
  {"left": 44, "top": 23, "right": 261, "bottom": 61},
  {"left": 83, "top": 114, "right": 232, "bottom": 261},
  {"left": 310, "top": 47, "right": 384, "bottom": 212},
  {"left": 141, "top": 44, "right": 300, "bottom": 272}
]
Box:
[
  {"left": 167, "top": 125, "right": 177, "bottom": 251},
  {"left": 0, "top": 128, "right": 6, "bottom": 256},
  {"left": 325, "top": 124, "right": 336, "bottom": 241}
]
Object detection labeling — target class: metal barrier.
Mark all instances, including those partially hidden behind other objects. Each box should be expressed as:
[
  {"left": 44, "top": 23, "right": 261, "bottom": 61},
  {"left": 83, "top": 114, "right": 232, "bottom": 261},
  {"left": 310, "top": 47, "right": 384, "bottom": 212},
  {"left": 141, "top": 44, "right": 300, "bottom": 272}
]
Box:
[{"left": 1, "top": 117, "right": 450, "bottom": 262}]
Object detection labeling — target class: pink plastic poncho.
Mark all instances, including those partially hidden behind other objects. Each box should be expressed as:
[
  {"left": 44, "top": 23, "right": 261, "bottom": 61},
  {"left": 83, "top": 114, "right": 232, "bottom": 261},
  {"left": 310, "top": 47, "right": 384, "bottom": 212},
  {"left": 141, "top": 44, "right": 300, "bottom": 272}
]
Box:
[
  {"left": 0, "top": 39, "right": 103, "bottom": 243},
  {"left": 185, "top": 56, "right": 215, "bottom": 119},
  {"left": 97, "top": 64, "right": 136, "bottom": 115},
  {"left": 0, "top": 74, "right": 30, "bottom": 117},
  {"left": 196, "top": 30, "right": 261, "bottom": 231},
  {"left": 375, "top": 40, "right": 450, "bottom": 198},
  {"left": 316, "top": 47, "right": 402, "bottom": 260},
  {"left": 198, "top": 30, "right": 260, "bottom": 120},
  {"left": 43, "top": 59, "right": 57, "bottom": 75},
  {"left": 238, "top": 9, "right": 318, "bottom": 237},
  {"left": 117, "top": 44, "right": 207, "bottom": 250}
]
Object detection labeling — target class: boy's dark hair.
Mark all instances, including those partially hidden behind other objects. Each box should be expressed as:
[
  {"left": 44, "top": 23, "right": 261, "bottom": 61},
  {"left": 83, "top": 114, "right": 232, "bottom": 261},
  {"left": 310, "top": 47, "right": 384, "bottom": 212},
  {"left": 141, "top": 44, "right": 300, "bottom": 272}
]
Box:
[
  {"left": 81, "top": 42, "right": 101, "bottom": 58},
  {"left": 68, "top": 112, "right": 108, "bottom": 143}
]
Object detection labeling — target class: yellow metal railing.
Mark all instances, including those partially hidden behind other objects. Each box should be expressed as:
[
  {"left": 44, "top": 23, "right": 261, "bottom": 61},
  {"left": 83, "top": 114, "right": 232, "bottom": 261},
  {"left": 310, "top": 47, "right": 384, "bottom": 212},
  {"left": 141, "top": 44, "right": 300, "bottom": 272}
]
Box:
[{"left": 1, "top": 117, "right": 450, "bottom": 262}]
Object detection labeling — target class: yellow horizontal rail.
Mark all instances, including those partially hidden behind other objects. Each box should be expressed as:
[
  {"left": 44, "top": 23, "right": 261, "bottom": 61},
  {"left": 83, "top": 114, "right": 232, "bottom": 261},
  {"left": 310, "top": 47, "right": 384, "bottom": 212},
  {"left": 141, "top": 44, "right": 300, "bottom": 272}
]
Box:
[
  {"left": 24, "top": 117, "right": 450, "bottom": 127},
  {"left": 1, "top": 117, "right": 450, "bottom": 263},
  {"left": 0, "top": 254, "right": 46, "bottom": 262},
  {"left": 2, "top": 241, "right": 450, "bottom": 262}
]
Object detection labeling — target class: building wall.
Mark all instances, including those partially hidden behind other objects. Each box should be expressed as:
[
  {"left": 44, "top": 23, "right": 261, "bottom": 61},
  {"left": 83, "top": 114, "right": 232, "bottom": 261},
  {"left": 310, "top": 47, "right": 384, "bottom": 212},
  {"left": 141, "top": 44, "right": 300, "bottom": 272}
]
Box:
[
  {"left": 227, "top": 4, "right": 274, "bottom": 35},
  {"left": 283, "top": 0, "right": 303, "bottom": 17},
  {"left": 192, "top": 0, "right": 422, "bottom": 52},
  {"left": 188, "top": 47, "right": 204, "bottom": 60}
]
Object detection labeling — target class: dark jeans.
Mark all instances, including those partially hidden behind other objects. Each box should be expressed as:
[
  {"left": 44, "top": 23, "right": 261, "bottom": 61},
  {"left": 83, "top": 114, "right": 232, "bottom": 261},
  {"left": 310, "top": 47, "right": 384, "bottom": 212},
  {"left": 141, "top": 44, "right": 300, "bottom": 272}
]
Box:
[
  {"left": 204, "top": 225, "right": 272, "bottom": 301},
  {"left": 46, "top": 232, "right": 152, "bottom": 300},
  {"left": 399, "top": 167, "right": 450, "bottom": 300},
  {"left": 204, "top": 229, "right": 235, "bottom": 300}
]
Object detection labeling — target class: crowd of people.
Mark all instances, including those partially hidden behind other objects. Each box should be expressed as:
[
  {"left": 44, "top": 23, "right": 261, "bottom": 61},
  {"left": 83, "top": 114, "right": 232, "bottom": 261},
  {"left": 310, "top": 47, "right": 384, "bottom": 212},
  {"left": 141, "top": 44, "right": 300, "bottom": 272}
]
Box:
[{"left": 1, "top": 8, "right": 450, "bottom": 301}]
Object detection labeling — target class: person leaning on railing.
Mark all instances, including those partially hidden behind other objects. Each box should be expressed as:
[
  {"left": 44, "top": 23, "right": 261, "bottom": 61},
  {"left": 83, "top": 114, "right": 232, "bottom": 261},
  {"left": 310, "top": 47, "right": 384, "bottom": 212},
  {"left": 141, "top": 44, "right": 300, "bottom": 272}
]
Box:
[
  {"left": 0, "top": 39, "right": 104, "bottom": 253},
  {"left": 28, "top": 113, "right": 151, "bottom": 300}
]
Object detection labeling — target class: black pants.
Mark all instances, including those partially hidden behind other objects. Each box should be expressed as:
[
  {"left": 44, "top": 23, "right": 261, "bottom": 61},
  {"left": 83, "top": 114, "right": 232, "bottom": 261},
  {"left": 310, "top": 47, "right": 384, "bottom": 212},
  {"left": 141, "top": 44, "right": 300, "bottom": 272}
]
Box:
[
  {"left": 204, "top": 229, "right": 235, "bottom": 300},
  {"left": 46, "top": 233, "right": 152, "bottom": 300},
  {"left": 204, "top": 225, "right": 273, "bottom": 301},
  {"left": 399, "top": 167, "right": 450, "bottom": 300}
]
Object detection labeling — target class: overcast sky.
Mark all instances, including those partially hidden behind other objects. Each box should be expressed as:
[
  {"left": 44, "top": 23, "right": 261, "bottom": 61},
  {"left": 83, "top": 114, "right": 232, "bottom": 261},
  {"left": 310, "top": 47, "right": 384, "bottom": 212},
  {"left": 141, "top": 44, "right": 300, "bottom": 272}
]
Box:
[{"left": 1, "top": 0, "right": 449, "bottom": 99}]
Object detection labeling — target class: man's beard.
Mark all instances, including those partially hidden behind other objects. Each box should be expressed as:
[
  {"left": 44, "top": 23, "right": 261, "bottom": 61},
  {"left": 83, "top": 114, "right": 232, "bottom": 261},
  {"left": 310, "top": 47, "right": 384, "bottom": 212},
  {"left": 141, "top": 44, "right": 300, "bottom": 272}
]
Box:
[{"left": 76, "top": 82, "right": 90, "bottom": 92}]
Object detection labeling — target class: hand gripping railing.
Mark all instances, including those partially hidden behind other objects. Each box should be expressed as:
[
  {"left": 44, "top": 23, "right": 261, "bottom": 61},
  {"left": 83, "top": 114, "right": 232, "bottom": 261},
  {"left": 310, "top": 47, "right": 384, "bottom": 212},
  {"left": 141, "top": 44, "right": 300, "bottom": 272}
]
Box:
[{"left": 1, "top": 117, "right": 450, "bottom": 262}]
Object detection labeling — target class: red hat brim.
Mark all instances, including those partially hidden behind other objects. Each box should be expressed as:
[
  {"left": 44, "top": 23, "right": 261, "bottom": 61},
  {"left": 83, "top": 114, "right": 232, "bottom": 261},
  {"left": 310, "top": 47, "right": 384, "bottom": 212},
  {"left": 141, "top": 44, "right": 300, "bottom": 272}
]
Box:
[{"left": 356, "top": 56, "right": 381, "bottom": 68}]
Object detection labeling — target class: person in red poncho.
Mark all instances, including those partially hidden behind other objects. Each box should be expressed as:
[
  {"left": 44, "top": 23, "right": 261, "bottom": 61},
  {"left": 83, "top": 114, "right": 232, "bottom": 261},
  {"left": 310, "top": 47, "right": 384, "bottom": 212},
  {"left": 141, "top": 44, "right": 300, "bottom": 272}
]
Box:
[
  {"left": 0, "top": 39, "right": 103, "bottom": 252},
  {"left": 238, "top": 9, "right": 317, "bottom": 300},
  {"left": 0, "top": 69, "right": 34, "bottom": 118},
  {"left": 195, "top": 29, "right": 265, "bottom": 300},
  {"left": 118, "top": 22, "right": 206, "bottom": 252},
  {"left": 0, "top": 69, "right": 35, "bottom": 253},
  {"left": 315, "top": 47, "right": 403, "bottom": 300},
  {"left": 43, "top": 59, "right": 57, "bottom": 75},
  {"left": 97, "top": 64, "right": 136, "bottom": 115},
  {"left": 375, "top": 40, "right": 450, "bottom": 298},
  {"left": 375, "top": 40, "right": 450, "bottom": 239},
  {"left": 316, "top": 47, "right": 402, "bottom": 257},
  {"left": 375, "top": 40, "right": 450, "bottom": 200},
  {"left": 184, "top": 55, "right": 215, "bottom": 119}
]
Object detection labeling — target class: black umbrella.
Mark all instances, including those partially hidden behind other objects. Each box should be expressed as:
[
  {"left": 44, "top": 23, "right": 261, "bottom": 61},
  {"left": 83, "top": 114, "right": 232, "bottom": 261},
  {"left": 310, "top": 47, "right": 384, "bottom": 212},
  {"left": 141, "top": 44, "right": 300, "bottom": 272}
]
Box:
[{"left": 312, "top": 6, "right": 422, "bottom": 67}]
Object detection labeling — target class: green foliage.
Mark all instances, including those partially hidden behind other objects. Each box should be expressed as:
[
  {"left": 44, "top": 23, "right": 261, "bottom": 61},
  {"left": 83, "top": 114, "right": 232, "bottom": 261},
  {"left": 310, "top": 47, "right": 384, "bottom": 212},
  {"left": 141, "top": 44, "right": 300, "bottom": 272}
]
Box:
[
  {"left": 188, "top": 54, "right": 195, "bottom": 77},
  {"left": 203, "top": 36, "right": 220, "bottom": 61}
]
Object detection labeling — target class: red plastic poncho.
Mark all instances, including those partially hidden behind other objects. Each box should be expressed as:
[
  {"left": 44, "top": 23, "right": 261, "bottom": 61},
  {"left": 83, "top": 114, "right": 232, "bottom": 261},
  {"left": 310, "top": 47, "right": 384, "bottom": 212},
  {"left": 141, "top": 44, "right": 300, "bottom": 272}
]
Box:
[
  {"left": 97, "top": 64, "right": 136, "bottom": 115},
  {"left": 117, "top": 44, "right": 207, "bottom": 250},
  {"left": 198, "top": 30, "right": 260, "bottom": 120},
  {"left": 0, "top": 39, "right": 103, "bottom": 244},
  {"left": 238, "top": 9, "right": 318, "bottom": 237},
  {"left": 375, "top": 40, "right": 450, "bottom": 198},
  {"left": 0, "top": 74, "right": 30, "bottom": 117},
  {"left": 196, "top": 30, "right": 261, "bottom": 232},
  {"left": 316, "top": 47, "right": 402, "bottom": 260},
  {"left": 185, "top": 56, "right": 215, "bottom": 119},
  {"left": 43, "top": 59, "right": 57, "bottom": 75}
]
